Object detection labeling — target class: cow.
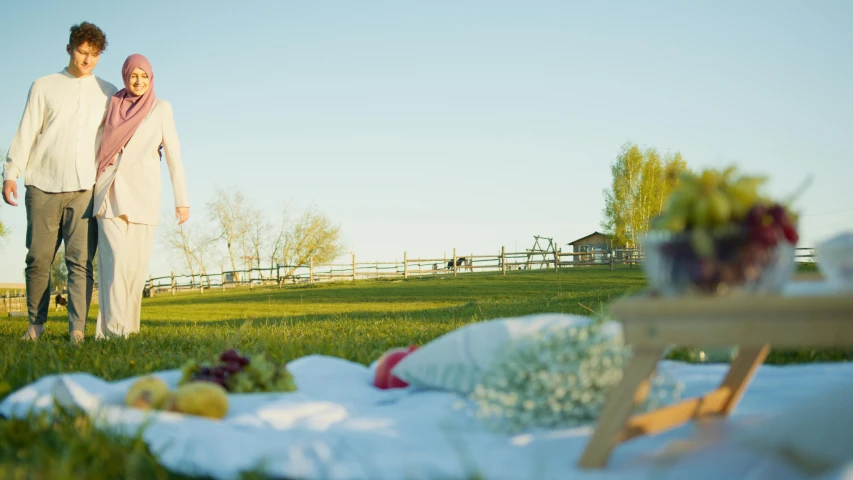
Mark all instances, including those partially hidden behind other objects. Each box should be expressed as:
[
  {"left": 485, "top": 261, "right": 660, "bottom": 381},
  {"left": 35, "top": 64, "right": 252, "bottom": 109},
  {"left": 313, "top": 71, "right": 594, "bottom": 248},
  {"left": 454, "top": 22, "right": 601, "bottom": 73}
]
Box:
[{"left": 447, "top": 257, "right": 471, "bottom": 271}]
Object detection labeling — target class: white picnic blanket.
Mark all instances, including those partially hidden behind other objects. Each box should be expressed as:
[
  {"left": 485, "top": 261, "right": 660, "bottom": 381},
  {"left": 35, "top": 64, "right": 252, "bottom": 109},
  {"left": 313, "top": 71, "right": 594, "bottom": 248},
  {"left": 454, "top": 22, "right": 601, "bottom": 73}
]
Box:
[{"left": 3, "top": 354, "right": 853, "bottom": 480}]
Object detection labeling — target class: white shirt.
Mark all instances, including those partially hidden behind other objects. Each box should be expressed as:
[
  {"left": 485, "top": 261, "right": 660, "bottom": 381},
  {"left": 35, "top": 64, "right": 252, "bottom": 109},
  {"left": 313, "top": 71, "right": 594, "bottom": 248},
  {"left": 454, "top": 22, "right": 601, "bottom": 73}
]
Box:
[
  {"left": 94, "top": 99, "right": 189, "bottom": 226},
  {"left": 4, "top": 68, "right": 118, "bottom": 192}
]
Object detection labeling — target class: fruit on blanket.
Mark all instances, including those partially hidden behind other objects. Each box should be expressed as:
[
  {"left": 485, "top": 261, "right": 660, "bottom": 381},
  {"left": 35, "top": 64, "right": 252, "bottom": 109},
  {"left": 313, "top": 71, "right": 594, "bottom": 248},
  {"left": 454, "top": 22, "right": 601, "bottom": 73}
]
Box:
[
  {"left": 178, "top": 348, "right": 297, "bottom": 393},
  {"left": 164, "top": 381, "right": 229, "bottom": 419},
  {"left": 373, "top": 345, "right": 418, "bottom": 389},
  {"left": 125, "top": 376, "right": 170, "bottom": 410}
]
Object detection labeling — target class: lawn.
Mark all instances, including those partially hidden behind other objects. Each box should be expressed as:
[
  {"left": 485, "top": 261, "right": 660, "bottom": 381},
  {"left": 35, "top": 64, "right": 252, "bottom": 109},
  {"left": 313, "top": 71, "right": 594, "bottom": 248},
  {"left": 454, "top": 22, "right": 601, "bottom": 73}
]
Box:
[{"left": 0, "top": 266, "right": 848, "bottom": 479}]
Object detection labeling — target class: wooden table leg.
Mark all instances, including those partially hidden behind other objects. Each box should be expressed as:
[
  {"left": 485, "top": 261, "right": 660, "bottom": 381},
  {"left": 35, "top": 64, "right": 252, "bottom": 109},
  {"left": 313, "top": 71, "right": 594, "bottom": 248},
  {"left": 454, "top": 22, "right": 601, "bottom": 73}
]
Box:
[
  {"left": 718, "top": 345, "right": 769, "bottom": 414},
  {"left": 578, "top": 346, "right": 667, "bottom": 469}
]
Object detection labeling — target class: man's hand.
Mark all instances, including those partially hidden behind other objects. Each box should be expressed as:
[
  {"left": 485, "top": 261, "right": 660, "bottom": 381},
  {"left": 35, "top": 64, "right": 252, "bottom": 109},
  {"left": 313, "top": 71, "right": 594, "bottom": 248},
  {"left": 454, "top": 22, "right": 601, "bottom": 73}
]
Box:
[
  {"left": 176, "top": 207, "right": 190, "bottom": 225},
  {"left": 3, "top": 180, "right": 18, "bottom": 207}
]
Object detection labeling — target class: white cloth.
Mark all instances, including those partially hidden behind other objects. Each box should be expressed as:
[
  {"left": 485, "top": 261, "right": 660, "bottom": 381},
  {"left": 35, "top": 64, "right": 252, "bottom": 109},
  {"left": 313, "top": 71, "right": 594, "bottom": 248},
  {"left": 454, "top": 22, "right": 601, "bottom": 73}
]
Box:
[
  {"left": 95, "top": 215, "right": 156, "bottom": 339},
  {"left": 93, "top": 98, "right": 189, "bottom": 226},
  {"left": 4, "top": 68, "right": 118, "bottom": 191},
  {"left": 3, "top": 356, "right": 853, "bottom": 480}
]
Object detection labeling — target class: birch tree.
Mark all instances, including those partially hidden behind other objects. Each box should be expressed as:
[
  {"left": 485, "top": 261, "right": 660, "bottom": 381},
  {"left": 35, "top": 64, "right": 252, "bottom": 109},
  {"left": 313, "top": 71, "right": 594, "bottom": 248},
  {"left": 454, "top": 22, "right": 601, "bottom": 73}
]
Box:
[
  {"left": 601, "top": 142, "right": 689, "bottom": 247},
  {"left": 602, "top": 142, "right": 645, "bottom": 247}
]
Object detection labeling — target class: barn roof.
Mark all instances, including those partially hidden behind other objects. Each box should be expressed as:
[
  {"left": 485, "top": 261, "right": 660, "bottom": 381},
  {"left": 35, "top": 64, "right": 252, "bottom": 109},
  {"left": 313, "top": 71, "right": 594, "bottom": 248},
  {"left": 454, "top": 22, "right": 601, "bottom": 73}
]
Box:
[{"left": 567, "top": 231, "right": 610, "bottom": 245}]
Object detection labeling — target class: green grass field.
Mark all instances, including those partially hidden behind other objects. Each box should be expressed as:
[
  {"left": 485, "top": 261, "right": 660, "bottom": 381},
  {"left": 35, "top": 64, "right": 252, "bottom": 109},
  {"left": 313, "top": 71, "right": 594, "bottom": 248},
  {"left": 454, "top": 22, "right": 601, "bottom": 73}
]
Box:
[{"left": 0, "top": 266, "right": 848, "bottom": 479}]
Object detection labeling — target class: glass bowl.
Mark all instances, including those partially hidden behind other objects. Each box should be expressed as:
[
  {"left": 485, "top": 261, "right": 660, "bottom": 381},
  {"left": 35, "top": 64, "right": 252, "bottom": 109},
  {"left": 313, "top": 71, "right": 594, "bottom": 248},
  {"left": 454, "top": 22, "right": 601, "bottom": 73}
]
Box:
[
  {"left": 641, "top": 228, "right": 796, "bottom": 297},
  {"left": 815, "top": 232, "right": 853, "bottom": 292}
]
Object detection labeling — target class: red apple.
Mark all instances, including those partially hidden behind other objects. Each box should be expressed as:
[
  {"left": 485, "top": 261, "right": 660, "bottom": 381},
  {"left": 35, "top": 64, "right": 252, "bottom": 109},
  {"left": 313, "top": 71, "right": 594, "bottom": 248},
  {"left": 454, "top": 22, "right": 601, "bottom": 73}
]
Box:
[{"left": 373, "top": 345, "right": 418, "bottom": 389}]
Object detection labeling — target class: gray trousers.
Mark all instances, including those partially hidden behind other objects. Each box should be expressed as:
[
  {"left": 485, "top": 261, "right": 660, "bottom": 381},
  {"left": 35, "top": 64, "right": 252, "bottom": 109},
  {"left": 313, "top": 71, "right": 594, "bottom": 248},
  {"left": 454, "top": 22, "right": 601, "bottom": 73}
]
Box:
[{"left": 24, "top": 186, "right": 97, "bottom": 333}]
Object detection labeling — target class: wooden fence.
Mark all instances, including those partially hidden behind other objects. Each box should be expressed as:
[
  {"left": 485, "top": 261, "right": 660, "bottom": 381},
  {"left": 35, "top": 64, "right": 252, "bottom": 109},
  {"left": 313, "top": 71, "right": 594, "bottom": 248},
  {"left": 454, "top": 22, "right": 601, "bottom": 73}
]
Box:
[
  {"left": 141, "top": 246, "right": 817, "bottom": 296},
  {"left": 1, "top": 291, "right": 27, "bottom": 316}
]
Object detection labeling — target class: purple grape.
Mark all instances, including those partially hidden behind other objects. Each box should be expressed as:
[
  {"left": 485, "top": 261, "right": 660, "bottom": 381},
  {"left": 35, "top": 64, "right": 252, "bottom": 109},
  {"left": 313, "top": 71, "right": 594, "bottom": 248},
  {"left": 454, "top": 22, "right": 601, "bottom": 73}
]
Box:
[
  {"left": 220, "top": 349, "right": 241, "bottom": 363},
  {"left": 745, "top": 205, "right": 768, "bottom": 228},
  {"left": 224, "top": 361, "right": 242, "bottom": 374},
  {"left": 768, "top": 204, "right": 785, "bottom": 224}
]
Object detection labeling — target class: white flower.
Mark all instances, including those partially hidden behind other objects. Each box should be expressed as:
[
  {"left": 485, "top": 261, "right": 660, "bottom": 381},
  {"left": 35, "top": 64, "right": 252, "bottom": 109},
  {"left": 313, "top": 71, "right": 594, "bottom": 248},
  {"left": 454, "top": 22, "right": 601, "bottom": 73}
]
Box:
[{"left": 463, "top": 316, "right": 683, "bottom": 434}]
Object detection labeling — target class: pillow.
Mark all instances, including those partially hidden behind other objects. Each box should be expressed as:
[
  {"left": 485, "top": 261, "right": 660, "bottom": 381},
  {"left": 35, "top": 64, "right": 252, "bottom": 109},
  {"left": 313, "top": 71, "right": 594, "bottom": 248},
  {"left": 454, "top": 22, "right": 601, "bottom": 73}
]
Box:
[
  {"left": 735, "top": 380, "right": 853, "bottom": 474},
  {"left": 390, "top": 313, "right": 623, "bottom": 394}
]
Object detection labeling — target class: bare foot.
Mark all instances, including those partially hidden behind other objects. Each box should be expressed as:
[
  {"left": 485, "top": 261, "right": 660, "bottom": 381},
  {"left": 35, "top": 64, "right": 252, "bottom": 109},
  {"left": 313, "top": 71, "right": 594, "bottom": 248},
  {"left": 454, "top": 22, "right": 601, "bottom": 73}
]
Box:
[{"left": 20, "top": 324, "right": 45, "bottom": 340}]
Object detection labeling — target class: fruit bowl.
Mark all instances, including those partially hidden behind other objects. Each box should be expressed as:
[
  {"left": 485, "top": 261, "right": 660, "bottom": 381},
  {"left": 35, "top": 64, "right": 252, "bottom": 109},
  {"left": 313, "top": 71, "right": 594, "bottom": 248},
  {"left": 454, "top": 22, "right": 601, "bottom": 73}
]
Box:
[
  {"left": 643, "top": 166, "right": 800, "bottom": 297},
  {"left": 642, "top": 227, "right": 796, "bottom": 296},
  {"left": 815, "top": 232, "right": 853, "bottom": 292}
]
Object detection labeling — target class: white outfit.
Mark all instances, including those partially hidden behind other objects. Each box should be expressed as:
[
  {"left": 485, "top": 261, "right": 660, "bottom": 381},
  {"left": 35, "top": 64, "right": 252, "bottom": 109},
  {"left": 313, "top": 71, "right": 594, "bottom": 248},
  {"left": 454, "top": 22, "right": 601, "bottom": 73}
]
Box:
[
  {"left": 4, "top": 69, "right": 118, "bottom": 190},
  {"left": 94, "top": 98, "right": 189, "bottom": 339}
]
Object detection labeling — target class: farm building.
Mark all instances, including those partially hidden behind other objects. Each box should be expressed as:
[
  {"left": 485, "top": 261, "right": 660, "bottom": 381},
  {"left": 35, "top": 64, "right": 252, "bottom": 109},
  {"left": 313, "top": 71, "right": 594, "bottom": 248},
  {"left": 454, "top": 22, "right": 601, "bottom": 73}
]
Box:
[{"left": 567, "top": 231, "right": 611, "bottom": 263}]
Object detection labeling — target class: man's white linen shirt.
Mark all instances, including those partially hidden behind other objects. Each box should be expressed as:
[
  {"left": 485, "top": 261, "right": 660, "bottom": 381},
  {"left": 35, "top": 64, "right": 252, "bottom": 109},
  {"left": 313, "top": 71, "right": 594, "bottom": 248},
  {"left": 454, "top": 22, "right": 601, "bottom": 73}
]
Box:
[{"left": 4, "top": 68, "right": 118, "bottom": 192}]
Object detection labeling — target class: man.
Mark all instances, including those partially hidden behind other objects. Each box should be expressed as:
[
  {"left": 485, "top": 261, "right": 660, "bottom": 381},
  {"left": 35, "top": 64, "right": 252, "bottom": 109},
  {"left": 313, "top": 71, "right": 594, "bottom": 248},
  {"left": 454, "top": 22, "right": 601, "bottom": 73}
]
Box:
[{"left": 2, "top": 22, "right": 118, "bottom": 342}]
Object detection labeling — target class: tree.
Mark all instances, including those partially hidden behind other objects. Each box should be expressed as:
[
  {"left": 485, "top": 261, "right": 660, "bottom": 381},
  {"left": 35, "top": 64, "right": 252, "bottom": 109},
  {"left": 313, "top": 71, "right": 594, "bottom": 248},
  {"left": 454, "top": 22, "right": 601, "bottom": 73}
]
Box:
[
  {"left": 265, "top": 204, "right": 291, "bottom": 271},
  {"left": 207, "top": 186, "right": 251, "bottom": 275},
  {"left": 245, "top": 206, "right": 270, "bottom": 272},
  {"left": 162, "top": 217, "right": 218, "bottom": 286},
  {"left": 601, "top": 142, "right": 690, "bottom": 247},
  {"left": 602, "top": 142, "right": 645, "bottom": 248},
  {"left": 278, "top": 206, "right": 346, "bottom": 277}
]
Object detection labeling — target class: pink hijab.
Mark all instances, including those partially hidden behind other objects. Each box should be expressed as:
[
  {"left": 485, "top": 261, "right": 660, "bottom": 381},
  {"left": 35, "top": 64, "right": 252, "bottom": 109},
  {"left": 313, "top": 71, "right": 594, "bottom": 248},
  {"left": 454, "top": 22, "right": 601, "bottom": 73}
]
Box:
[{"left": 96, "top": 54, "right": 157, "bottom": 178}]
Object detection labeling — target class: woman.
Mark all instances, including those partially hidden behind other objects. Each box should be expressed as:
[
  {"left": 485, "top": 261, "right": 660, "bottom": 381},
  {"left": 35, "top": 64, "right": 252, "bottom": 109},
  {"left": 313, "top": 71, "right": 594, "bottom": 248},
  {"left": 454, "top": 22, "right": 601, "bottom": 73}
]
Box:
[{"left": 93, "top": 53, "right": 189, "bottom": 339}]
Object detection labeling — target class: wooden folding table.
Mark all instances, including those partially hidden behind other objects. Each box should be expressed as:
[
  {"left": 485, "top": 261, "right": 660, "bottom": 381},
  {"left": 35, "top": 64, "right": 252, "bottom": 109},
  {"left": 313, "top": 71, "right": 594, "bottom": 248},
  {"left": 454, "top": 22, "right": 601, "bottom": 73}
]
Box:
[{"left": 578, "top": 282, "right": 853, "bottom": 469}]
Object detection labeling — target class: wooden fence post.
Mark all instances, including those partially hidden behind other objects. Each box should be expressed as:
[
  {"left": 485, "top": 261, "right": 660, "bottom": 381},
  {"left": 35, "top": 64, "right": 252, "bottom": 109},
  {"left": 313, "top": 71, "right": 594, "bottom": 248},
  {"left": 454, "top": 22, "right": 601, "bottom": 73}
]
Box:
[
  {"left": 310, "top": 258, "right": 315, "bottom": 284},
  {"left": 610, "top": 248, "right": 615, "bottom": 270},
  {"left": 501, "top": 246, "right": 506, "bottom": 275},
  {"left": 148, "top": 274, "right": 154, "bottom": 297},
  {"left": 221, "top": 266, "right": 226, "bottom": 291},
  {"left": 403, "top": 251, "right": 408, "bottom": 279},
  {"left": 249, "top": 268, "right": 254, "bottom": 290},
  {"left": 171, "top": 271, "right": 175, "bottom": 295},
  {"left": 352, "top": 254, "right": 357, "bottom": 281},
  {"left": 453, "top": 248, "right": 458, "bottom": 278},
  {"left": 554, "top": 241, "right": 559, "bottom": 273},
  {"left": 277, "top": 265, "right": 282, "bottom": 289}
]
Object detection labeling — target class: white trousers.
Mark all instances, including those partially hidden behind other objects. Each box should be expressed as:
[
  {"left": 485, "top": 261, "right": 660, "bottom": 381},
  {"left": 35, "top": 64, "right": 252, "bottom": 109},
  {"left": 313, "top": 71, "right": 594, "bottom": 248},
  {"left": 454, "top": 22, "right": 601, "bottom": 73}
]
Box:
[{"left": 95, "top": 216, "right": 156, "bottom": 339}]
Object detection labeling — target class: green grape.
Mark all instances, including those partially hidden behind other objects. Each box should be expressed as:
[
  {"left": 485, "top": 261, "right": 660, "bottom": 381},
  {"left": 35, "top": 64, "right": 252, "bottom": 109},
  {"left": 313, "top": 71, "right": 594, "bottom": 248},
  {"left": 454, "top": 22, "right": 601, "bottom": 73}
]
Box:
[
  {"left": 708, "top": 189, "right": 732, "bottom": 226},
  {"left": 690, "top": 197, "right": 711, "bottom": 228},
  {"left": 178, "top": 359, "right": 200, "bottom": 386},
  {"left": 720, "top": 165, "right": 738, "bottom": 184},
  {"left": 690, "top": 228, "right": 714, "bottom": 258},
  {"left": 698, "top": 169, "right": 721, "bottom": 194},
  {"left": 657, "top": 213, "right": 687, "bottom": 233}
]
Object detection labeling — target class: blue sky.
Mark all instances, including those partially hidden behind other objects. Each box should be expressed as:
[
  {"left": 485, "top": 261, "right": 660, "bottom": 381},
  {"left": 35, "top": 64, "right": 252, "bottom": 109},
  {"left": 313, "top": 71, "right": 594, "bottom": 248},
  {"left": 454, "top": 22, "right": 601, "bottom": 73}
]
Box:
[{"left": 1, "top": 0, "right": 852, "bottom": 283}]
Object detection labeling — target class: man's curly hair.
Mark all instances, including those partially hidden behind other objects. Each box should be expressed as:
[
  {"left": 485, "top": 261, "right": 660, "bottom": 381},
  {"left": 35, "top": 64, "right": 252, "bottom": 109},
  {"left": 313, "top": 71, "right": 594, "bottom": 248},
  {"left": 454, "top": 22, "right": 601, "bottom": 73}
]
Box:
[{"left": 69, "top": 22, "right": 108, "bottom": 53}]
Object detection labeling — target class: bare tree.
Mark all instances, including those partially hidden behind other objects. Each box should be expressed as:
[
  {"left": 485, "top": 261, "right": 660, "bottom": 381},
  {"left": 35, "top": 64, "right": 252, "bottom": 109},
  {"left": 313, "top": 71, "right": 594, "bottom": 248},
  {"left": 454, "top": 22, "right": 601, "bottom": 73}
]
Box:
[
  {"left": 162, "top": 218, "right": 218, "bottom": 286},
  {"left": 279, "top": 206, "right": 346, "bottom": 277},
  {"left": 164, "top": 221, "right": 197, "bottom": 279},
  {"left": 207, "top": 186, "right": 251, "bottom": 275},
  {"left": 244, "top": 205, "right": 270, "bottom": 279},
  {"left": 265, "top": 203, "right": 292, "bottom": 271}
]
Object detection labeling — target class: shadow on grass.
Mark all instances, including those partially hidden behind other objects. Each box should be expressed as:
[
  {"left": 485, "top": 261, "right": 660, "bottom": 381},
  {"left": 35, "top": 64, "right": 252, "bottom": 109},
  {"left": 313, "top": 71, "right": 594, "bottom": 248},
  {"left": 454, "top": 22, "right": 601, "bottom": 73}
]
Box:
[{"left": 144, "top": 269, "right": 647, "bottom": 308}]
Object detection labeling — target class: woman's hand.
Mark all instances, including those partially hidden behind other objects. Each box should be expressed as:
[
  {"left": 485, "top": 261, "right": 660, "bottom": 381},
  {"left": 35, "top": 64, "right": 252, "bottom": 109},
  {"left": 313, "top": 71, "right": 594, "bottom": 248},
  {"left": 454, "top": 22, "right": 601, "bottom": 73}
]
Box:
[{"left": 176, "top": 207, "right": 190, "bottom": 225}]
